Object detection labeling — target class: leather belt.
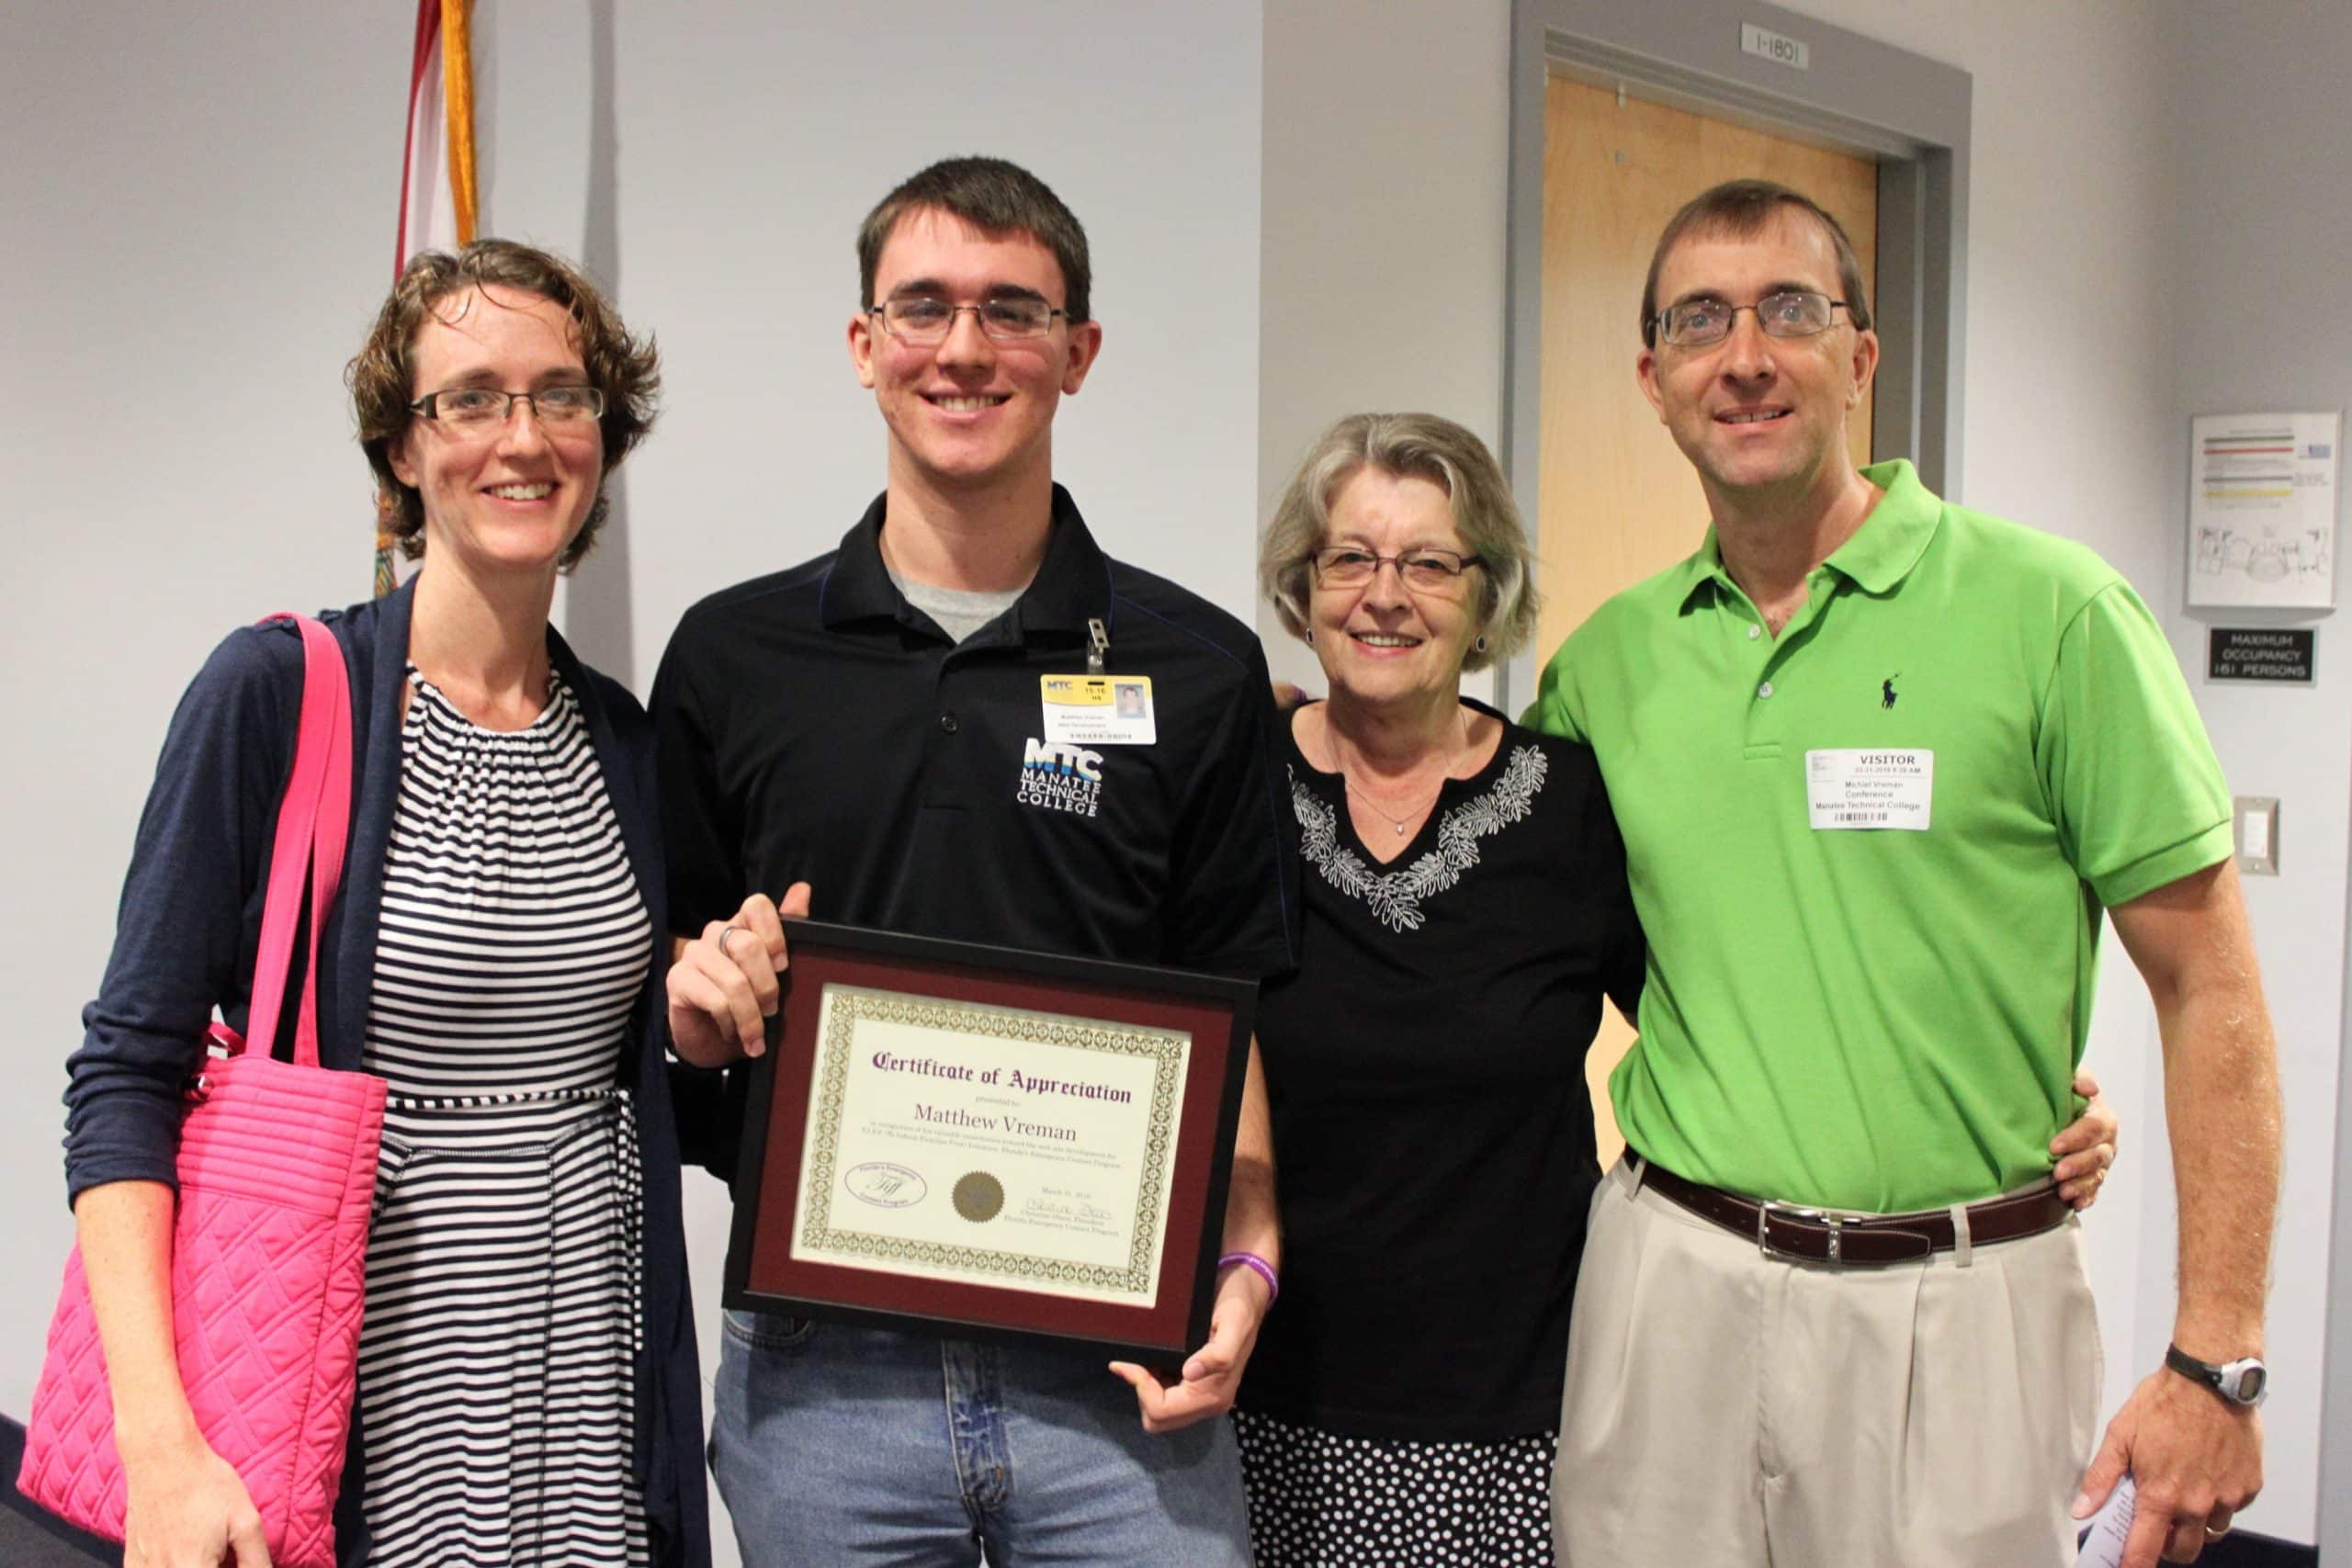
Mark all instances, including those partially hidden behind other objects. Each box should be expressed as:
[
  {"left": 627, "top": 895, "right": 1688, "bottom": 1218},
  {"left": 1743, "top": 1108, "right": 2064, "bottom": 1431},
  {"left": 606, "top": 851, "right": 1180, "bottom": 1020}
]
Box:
[{"left": 1638, "top": 1161, "right": 2071, "bottom": 1267}]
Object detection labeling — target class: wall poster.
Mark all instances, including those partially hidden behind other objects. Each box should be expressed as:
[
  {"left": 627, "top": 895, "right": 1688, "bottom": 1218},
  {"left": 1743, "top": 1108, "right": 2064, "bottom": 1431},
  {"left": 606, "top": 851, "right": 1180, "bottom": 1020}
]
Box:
[{"left": 2188, "top": 412, "right": 2339, "bottom": 609}]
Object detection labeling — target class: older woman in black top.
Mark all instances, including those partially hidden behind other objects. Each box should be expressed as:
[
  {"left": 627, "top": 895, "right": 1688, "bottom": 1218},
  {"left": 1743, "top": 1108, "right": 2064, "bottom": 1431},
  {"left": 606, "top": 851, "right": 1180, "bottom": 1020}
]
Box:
[{"left": 1235, "top": 412, "right": 2118, "bottom": 1567}]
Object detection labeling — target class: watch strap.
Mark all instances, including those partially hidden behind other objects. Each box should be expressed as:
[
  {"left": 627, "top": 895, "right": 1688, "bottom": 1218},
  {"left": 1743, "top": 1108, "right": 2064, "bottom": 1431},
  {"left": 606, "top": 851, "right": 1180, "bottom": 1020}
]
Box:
[{"left": 2165, "top": 1343, "right": 2265, "bottom": 1405}]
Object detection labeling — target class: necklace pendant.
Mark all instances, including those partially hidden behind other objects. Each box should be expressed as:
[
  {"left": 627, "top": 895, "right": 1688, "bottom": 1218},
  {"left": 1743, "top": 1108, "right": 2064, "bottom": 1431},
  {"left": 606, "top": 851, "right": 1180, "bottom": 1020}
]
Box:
[{"left": 1395, "top": 821, "right": 1407, "bottom": 836}]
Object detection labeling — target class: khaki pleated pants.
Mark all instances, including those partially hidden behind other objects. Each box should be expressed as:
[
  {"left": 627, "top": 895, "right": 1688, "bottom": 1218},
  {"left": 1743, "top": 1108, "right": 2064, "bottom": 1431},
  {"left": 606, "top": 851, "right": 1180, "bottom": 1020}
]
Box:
[{"left": 1553, "top": 1158, "right": 2103, "bottom": 1567}]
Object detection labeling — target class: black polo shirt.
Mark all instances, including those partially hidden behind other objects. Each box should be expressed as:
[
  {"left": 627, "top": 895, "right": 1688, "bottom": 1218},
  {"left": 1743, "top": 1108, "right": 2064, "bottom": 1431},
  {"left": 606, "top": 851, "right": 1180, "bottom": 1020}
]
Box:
[{"left": 654, "top": 483, "right": 1298, "bottom": 1003}]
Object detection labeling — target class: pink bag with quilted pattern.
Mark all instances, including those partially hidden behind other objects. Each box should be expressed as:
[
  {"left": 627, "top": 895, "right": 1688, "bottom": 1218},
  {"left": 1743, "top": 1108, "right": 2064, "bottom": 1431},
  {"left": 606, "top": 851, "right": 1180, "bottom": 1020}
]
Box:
[{"left": 19, "top": 615, "right": 384, "bottom": 1568}]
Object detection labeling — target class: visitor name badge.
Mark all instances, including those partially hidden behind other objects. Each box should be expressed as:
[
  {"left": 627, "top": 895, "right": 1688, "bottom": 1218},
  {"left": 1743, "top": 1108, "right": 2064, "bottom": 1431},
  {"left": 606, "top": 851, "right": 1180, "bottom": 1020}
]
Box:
[
  {"left": 1040, "top": 674, "right": 1156, "bottom": 746},
  {"left": 1805, "top": 749, "right": 1932, "bottom": 830}
]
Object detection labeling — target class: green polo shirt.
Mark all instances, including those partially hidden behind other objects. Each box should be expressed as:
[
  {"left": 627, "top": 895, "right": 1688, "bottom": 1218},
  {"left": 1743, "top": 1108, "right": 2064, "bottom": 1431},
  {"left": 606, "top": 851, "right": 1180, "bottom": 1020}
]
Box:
[{"left": 1530, "top": 459, "right": 2231, "bottom": 1211}]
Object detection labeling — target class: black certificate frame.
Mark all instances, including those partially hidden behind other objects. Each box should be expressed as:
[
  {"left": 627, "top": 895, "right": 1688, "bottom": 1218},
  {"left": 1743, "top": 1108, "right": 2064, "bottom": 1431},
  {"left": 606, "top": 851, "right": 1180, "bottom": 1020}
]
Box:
[{"left": 720, "top": 919, "right": 1259, "bottom": 1365}]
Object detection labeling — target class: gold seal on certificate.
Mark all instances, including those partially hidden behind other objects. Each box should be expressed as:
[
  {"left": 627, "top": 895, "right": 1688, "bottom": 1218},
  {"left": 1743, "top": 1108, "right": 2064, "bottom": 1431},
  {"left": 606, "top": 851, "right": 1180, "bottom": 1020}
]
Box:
[
  {"left": 724, "top": 920, "right": 1259, "bottom": 1361},
  {"left": 951, "top": 1172, "right": 1004, "bottom": 1223}
]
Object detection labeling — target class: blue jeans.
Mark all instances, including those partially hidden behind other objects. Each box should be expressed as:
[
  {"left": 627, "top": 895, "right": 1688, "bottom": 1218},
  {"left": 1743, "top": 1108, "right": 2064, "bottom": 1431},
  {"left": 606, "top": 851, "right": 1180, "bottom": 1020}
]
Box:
[{"left": 710, "top": 1310, "right": 1254, "bottom": 1567}]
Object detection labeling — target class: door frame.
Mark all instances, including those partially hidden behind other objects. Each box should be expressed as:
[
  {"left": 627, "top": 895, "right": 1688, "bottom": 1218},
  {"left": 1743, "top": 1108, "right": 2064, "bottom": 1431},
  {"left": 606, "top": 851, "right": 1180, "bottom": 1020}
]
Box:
[{"left": 1497, "top": 0, "right": 1973, "bottom": 711}]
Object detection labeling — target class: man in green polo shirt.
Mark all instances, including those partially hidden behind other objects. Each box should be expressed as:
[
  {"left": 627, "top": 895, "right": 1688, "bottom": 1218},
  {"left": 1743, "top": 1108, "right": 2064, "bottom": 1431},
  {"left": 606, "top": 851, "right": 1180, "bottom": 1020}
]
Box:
[{"left": 1532, "top": 180, "right": 2280, "bottom": 1568}]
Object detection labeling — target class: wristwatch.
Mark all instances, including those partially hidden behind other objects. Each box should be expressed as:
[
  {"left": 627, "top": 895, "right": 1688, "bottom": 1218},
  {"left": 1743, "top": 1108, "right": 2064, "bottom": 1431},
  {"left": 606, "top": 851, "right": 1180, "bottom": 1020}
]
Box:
[{"left": 2165, "top": 1344, "right": 2268, "bottom": 1407}]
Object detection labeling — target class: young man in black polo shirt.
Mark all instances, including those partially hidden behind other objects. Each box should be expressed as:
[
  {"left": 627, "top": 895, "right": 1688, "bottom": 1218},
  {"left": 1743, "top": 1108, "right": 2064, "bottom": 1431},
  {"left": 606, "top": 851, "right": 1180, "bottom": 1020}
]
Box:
[{"left": 654, "top": 157, "right": 1295, "bottom": 1567}]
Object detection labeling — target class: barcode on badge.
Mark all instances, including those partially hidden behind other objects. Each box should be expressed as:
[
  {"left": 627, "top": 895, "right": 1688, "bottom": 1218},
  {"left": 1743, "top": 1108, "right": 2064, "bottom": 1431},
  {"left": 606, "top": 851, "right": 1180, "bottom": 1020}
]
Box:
[{"left": 1833, "top": 811, "right": 1890, "bottom": 824}]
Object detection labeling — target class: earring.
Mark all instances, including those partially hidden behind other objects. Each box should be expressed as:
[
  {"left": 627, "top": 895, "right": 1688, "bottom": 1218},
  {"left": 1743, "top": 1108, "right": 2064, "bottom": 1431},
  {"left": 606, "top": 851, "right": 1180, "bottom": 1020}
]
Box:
[
  {"left": 1475, "top": 634, "right": 1488, "bottom": 654},
  {"left": 1305, "top": 627, "right": 1314, "bottom": 645}
]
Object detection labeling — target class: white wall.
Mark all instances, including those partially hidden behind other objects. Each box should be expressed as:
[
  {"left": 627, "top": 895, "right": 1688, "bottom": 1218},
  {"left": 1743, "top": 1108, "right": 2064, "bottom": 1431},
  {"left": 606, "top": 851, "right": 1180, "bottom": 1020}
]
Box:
[
  {"left": 2, "top": 6, "right": 1262, "bottom": 1563},
  {"left": 576, "top": 2, "right": 1268, "bottom": 675},
  {"left": 2163, "top": 7, "right": 2352, "bottom": 1559},
  {"left": 457, "top": 0, "right": 1268, "bottom": 682},
  {"left": 2, "top": 0, "right": 412, "bottom": 1412},
  {"left": 1257, "top": 0, "right": 1513, "bottom": 703}
]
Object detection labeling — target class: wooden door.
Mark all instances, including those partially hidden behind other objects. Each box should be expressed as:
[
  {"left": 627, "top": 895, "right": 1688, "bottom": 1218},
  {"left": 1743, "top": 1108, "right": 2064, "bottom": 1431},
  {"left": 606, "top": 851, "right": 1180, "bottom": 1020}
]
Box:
[{"left": 1540, "top": 77, "right": 1879, "bottom": 1166}]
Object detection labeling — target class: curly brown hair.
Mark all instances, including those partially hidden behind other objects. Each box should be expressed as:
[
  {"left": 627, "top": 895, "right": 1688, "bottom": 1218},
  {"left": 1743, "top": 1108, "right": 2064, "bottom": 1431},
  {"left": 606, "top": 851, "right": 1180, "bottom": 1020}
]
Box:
[{"left": 347, "top": 240, "right": 659, "bottom": 571}]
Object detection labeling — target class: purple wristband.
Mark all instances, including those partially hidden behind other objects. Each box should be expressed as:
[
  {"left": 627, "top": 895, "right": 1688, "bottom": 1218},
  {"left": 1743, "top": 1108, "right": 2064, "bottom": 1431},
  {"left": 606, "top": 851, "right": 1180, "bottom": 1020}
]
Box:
[{"left": 1217, "top": 1250, "right": 1279, "bottom": 1305}]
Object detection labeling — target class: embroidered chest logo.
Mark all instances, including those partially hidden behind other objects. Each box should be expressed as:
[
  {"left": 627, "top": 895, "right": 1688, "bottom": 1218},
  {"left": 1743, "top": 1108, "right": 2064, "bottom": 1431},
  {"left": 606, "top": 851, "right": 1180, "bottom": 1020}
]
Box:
[
  {"left": 1881, "top": 673, "right": 1901, "bottom": 710},
  {"left": 1016, "top": 739, "right": 1104, "bottom": 818}
]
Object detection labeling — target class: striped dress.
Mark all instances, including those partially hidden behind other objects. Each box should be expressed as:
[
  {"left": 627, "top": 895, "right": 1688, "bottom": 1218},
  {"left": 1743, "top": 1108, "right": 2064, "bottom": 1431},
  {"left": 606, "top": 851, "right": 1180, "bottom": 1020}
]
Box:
[{"left": 357, "top": 667, "right": 653, "bottom": 1567}]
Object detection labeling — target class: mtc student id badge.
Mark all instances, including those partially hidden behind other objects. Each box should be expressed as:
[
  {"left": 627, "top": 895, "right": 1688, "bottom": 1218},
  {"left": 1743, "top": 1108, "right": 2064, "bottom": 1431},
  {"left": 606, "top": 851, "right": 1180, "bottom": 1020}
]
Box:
[{"left": 1041, "top": 674, "right": 1157, "bottom": 746}]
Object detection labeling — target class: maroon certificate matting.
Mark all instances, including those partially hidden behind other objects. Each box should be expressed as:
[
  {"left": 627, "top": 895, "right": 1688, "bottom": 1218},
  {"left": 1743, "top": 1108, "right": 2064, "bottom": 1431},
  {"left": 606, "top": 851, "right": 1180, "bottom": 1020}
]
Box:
[{"left": 720, "top": 919, "right": 1257, "bottom": 1363}]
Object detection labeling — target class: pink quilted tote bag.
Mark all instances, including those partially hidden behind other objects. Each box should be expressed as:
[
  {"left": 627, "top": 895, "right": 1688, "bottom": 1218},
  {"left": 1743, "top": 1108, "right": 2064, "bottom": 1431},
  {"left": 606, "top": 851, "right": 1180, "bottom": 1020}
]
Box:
[{"left": 19, "top": 615, "right": 386, "bottom": 1568}]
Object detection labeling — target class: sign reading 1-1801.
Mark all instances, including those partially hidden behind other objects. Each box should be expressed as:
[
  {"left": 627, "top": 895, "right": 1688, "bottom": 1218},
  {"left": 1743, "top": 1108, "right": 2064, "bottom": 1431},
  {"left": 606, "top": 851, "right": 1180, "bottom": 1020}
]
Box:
[
  {"left": 2208, "top": 626, "right": 2316, "bottom": 683},
  {"left": 1740, "top": 23, "right": 1811, "bottom": 70}
]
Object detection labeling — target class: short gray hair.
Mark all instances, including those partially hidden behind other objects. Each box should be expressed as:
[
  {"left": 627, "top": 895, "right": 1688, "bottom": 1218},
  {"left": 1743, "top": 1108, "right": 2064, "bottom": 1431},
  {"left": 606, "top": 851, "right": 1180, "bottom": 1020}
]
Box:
[{"left": 1259, "top": 412, "right": 1539, "bottom": 673}]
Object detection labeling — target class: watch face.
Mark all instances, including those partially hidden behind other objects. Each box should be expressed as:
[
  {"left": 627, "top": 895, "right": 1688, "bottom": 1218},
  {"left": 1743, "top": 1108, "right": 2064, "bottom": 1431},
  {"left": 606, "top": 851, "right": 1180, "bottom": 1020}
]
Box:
[{"left": 2230, "top": 1365, "right": 2267, "bottom": 1404}]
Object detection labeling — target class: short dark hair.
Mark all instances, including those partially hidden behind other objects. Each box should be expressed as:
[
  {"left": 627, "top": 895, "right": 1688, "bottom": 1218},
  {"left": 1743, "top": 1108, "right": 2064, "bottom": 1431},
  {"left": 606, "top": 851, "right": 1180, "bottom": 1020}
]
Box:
[
  {"left": 347, "top": 239, "right": 659, "bottom": 571},
  {"left": 856, "top": 156, "right": 1092, "bottom": 323},
  {"left": 1640, "top": 179, "right": 1873, "bottom": 348}
]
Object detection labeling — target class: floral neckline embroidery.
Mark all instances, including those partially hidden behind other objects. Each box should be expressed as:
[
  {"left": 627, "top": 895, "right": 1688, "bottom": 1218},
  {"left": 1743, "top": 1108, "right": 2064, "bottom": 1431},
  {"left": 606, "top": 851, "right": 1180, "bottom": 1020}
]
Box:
[{"left": 1289, "top": 744, "right": 1548, "bottom": 932}]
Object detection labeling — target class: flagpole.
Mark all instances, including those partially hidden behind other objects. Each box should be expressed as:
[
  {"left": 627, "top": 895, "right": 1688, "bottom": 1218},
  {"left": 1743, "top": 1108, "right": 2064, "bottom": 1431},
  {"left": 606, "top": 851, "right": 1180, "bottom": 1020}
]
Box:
[
  {"left": 442, "top": 0, "right": 477, "bottom": 247},
  {"left": 379, "top": 0, "right": 477, "bottom": 598}
]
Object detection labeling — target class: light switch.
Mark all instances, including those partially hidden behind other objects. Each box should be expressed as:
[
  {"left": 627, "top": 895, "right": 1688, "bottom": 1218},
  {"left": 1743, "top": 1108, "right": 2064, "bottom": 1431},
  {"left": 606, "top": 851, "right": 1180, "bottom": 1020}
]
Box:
[{"left": 2233, "top": 795, "right": 2279, "bottom": 875}]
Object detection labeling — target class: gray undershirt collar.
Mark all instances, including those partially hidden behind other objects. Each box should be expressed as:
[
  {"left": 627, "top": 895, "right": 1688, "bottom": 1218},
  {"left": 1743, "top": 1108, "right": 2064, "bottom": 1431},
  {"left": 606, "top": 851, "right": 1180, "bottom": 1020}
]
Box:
[{"left": 888, "top": 568, "right": 1027, "bottom": 645}]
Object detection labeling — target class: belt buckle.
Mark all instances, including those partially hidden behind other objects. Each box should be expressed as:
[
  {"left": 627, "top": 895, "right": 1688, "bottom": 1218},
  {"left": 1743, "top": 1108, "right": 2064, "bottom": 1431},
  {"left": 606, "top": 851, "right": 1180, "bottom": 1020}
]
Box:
[{"left": 1757, "top": 1199, "right": 1842, "bottom": 1263}]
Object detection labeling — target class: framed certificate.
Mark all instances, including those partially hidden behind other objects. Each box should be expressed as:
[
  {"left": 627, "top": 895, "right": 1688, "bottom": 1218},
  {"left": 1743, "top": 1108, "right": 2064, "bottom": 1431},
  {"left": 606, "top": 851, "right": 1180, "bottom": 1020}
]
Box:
[{"left": 721, "top": 919, "right": 1259, "bottom": 1362}]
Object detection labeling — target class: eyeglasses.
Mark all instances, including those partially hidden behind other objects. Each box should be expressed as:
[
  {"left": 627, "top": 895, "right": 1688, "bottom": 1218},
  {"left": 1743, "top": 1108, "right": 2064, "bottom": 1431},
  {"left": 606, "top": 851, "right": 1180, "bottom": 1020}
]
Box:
[
  {"left": 870, "top": 298, "right": 1070, "bottom": 344},
  {"left": 409, "top": 385, "right": 605, "bottom": 429},
  {"left": 1648, "top": 290, "right": 1850, "bottom": 347},
  {"left": 1310, "top": 547, "right": 1485, "bottom": 592}
]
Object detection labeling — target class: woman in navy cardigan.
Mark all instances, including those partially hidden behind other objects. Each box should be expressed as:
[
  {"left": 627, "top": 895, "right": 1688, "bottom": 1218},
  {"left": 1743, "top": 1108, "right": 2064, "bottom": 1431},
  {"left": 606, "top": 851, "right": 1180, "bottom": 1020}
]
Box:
[{"left": 62, "top": 242, "right": 710, "bottom": 1568}]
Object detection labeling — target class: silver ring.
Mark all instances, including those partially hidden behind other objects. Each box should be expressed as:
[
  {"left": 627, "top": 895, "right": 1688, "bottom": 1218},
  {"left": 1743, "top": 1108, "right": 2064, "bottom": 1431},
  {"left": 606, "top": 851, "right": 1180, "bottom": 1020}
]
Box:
[
  {"left": 718, "top": 925, "right": 746, "bottom": 960},
  {"left": 2206, "top": 1522, "right": 2233, "bottom": 1540}
]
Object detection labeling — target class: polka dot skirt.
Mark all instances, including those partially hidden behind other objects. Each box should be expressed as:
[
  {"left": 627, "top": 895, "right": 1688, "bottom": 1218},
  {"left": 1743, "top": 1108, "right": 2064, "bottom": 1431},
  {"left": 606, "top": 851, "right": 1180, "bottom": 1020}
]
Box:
[{"left": 1233, "top": 1407, "right": 1556, "bottom": 1568}]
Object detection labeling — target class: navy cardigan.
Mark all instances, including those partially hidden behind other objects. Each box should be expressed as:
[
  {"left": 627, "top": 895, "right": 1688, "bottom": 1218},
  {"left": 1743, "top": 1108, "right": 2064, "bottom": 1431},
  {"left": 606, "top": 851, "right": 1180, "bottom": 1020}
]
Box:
[{"left": 62, "top": 581, "right": 712, "bottom": 1568}]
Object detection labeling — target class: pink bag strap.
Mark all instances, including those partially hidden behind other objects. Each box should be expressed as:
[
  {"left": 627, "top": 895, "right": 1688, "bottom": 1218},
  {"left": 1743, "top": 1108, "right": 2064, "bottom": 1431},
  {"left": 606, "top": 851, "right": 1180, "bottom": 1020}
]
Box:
[{"left": 242, "top": 615, "right": 354, "bottom": 1070}]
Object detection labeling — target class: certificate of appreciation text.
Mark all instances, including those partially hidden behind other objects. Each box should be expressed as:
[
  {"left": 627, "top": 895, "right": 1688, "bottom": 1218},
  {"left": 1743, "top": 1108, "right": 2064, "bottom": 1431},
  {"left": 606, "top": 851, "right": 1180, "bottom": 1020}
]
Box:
[{"left": 789, "top": 984, "right": 1190, "bottom": 1307}]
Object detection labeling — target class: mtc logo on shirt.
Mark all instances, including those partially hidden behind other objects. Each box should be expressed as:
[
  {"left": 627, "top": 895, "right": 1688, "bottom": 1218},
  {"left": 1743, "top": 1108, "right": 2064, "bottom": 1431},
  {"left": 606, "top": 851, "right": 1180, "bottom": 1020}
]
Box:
[{"left": 1017, "top": 739, "right": 1103, "bottom": 818}]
